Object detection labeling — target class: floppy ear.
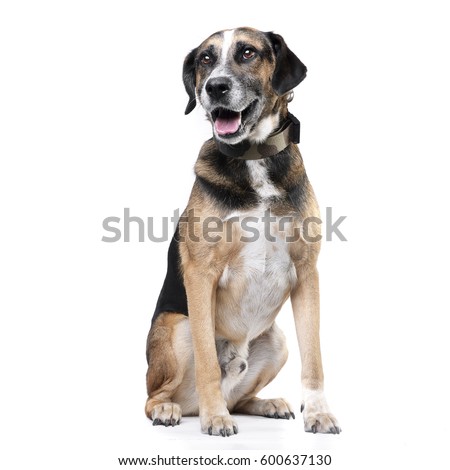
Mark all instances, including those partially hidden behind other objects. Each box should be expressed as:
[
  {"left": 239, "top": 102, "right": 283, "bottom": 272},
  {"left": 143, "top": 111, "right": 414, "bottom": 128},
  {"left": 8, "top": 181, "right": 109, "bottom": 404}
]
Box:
[
  {"left": 266, "top": 32, "right": 307, "bottom": 96},
  {"left": 182, "top": 47, "right": 198, "bottom": 115}
]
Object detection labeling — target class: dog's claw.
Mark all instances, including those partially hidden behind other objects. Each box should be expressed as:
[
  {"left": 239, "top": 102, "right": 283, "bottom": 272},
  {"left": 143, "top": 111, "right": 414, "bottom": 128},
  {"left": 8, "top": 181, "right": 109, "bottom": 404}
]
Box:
[
  {"left": 203, "top": 416, "right": 237, "bottom": 436},
  {"left": 291, "top": 412, "right": 296, "bottom": 419},
  {"left": 300, "top": 404, "right": 304, "bottom": 413},
  {"left": 304, "top": 408, "right": 340, "bottom": 434},
  {"left": 148, "top": 403, "right": 182, "bottom": 428}
]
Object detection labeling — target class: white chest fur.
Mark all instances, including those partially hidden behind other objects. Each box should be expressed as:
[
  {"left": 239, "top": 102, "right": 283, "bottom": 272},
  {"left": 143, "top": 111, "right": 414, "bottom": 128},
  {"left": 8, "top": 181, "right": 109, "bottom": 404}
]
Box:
[
  {"left": 217, "top": 205, "right": 297, "bottom": 341},
  {"left": 246, "top": 160, "right": 281, "bottom": 199},
  {"left": 215, "top": 160, "right": 297, "bottom": 341}
]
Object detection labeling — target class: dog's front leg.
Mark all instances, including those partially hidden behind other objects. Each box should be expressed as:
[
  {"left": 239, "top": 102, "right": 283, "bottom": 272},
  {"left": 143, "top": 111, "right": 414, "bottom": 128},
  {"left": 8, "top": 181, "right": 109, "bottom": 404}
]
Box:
[
  {"left": 291, "top": 265, "right": 341, "bottom": 434},
  {"left": 184, "top": 265, "right": 238, "bottom": 436}
]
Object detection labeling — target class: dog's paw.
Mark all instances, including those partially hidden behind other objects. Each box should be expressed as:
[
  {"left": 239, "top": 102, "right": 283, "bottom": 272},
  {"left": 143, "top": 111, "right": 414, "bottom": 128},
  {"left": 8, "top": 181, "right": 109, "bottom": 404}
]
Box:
[
  {"left": 201, "top": 414, "right": 238, "bottom": 437},
  {"left": 301, "top": 390, "right": 341, "bottom": 434},
  {"left": 303, "top": 410, "right": 341, "bottom": 434},
  {"left": 222, "top": 356, "right": 248, "bottom": 379},
  {"left": 259, "top": 398, "right": 296, "bottom": 419},
  {"left": 233, "top": 397, "right": 295, "bottom": 419},
  {"left": 147, "top": 402, "right": 182, "bottom": 427}
]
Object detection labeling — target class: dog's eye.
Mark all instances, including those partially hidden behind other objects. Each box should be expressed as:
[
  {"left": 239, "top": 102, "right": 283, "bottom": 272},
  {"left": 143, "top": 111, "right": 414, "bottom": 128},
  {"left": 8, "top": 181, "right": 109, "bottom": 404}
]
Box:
[
  {"left": 242, "top": 49, "right": 255, "bottom": 60},
  {"left": 201, "top": 54, "right": 212, "bottom": 65}
]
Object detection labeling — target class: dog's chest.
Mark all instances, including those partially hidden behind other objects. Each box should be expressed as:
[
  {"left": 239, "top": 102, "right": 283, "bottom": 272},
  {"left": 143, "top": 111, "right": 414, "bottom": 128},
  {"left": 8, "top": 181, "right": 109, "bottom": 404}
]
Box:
[
  {"left": 245, "top": 159, "right": 281, "bottom": 199},
  {"left": 215, "top": 161, "right": 297, "bottom": 340}
]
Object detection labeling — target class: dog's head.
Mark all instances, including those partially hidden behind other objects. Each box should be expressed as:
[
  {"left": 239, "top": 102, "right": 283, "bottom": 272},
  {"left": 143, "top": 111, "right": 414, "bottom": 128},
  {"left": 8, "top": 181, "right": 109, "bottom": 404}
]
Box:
[{"left": 183, "top": 27, "right": 307, "bottom": 145}]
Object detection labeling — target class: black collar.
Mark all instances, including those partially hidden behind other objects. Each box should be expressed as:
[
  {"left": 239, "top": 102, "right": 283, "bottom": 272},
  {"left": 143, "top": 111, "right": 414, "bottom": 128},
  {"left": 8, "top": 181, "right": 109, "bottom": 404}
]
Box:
[{"left": 214, "top": 112, "right": 300, "bottom": 160}]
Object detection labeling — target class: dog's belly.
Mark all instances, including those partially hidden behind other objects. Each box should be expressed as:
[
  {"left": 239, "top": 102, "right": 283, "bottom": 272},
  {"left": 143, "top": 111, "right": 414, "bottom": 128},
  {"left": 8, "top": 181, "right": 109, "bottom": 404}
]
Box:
[{"left": 215, "top": 213, "right": 297, "bottom": 342}]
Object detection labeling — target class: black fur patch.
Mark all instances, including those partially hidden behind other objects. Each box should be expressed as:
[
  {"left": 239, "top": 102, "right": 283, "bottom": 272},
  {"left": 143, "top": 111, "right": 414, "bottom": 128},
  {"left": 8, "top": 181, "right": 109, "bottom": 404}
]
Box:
[
  {"left": 265, "top": 147, "right": 309, "bottom": 213},
  {"left": 265, "top": 148, "right": 293, "bottom": 183},
  {"left": 197, "top": 176, "right": 259, "bottom": 211},
  {"left": 265, "top": 32, "right": 307, "bottom": 95},
  {"left": 196, "top": 142, "right": 260, "bottom": 211},
  {"left": 152, "top": 225, "right": 188, "bottom": 321}
]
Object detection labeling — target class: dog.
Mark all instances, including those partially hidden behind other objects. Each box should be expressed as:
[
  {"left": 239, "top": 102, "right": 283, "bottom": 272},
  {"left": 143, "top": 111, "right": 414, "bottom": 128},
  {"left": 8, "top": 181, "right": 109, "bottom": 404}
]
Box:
[{"left": 145, "top": 27, "right": 340, "bottom": 436}]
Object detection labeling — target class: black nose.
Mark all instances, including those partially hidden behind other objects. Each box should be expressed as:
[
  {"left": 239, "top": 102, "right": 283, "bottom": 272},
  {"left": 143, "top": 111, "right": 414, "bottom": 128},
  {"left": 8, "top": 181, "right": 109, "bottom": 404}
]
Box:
[{"left": 205, "top": 77, "right": 232, "bottom": 101}]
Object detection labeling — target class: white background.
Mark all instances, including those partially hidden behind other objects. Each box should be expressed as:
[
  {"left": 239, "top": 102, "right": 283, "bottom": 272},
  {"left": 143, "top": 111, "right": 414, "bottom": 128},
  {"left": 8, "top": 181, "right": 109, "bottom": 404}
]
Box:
[{"left": 1, "top": 1, "right": 450, "bottom": 469}]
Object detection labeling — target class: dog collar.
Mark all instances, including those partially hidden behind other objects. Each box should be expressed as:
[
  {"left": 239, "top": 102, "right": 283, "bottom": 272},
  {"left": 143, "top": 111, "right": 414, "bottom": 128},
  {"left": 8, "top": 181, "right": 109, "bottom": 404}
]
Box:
[{"left": 214, "top": 112, "right": 300, "bottom": 160}]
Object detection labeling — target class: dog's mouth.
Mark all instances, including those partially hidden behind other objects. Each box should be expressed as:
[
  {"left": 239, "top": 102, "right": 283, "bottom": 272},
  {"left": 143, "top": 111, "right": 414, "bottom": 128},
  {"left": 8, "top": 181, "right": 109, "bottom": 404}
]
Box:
[{"left": 211, "top": 101, "right": 257, "bottom": 138}]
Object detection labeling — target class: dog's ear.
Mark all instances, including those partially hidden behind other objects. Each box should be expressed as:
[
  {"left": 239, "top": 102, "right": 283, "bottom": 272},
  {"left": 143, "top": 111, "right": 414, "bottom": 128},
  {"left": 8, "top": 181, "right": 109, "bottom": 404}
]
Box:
[
  {"left": 182, "top": 47, "right": 198, "bottom": 115},
  {"left": 266, "top": 32, "right": 307, "bottom": 96}
]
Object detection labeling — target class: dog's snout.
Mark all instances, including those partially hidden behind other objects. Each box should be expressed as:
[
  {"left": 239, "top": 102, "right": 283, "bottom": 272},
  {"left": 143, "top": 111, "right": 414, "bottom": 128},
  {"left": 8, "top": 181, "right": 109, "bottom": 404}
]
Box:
[{"left": 205, "top": 77, "right": 232, "bottom": 101}]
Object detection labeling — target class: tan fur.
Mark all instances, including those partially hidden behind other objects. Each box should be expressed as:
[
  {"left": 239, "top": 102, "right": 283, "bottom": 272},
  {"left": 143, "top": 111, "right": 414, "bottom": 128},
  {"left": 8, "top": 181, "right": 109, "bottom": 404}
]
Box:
[{"left": 145, "top": 313, "right": 187, "bottom": 419}]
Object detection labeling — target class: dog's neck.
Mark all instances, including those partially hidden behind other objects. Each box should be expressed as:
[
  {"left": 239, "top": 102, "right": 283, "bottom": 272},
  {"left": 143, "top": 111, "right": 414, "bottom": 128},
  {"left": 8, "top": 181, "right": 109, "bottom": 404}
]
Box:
[{"left": 214, "top": 112, "right": 300, "bottom": 160}]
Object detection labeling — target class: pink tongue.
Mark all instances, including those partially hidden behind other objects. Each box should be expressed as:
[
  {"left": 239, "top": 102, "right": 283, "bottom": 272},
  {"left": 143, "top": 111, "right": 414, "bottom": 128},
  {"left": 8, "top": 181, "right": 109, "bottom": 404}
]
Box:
[{"left": 214, "top": 115, "right": 241, "bottom": 135}]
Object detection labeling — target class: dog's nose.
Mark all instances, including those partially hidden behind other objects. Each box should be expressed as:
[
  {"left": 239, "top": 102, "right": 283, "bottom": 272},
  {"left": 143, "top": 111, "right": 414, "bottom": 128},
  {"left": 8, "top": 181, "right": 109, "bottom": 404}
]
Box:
[{"left": 205, "top": 77, "right": 232, "bottom": 101}]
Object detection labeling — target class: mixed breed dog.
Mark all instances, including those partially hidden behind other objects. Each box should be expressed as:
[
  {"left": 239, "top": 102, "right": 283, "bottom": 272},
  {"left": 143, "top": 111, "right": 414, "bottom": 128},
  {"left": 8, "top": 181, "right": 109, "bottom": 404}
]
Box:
[{"left": 144, "top": 27, "right": 340, "bottom": 436}]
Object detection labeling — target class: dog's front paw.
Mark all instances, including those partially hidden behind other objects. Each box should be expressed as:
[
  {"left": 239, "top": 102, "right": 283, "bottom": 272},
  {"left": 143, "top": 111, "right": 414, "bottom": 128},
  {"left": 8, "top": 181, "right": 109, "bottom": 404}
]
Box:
[
  {"left": 201, "top": 414, "right": 238, "bottom": 437},
  {"left": 147, "top": 401, "right": 182, "bottom": 427},
  {"left": 303, "top": 409, "right": 340, "bottom": 434},
  {"left": 301, "top": 390, "right": 341, "bottom": 434}
]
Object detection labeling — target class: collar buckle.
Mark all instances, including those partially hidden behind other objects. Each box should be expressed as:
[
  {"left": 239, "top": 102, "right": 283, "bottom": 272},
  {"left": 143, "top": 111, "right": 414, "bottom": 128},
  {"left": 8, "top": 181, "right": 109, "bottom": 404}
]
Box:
[{"left": 287, "top": 112, "right": 300, "bottom": 144}]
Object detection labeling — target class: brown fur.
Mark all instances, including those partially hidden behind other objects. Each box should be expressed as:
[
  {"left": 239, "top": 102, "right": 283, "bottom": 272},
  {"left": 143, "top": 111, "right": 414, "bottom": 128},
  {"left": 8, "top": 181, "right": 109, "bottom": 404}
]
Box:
[{"left": 145, "top": 313, "right": 186, "bottom": 418}]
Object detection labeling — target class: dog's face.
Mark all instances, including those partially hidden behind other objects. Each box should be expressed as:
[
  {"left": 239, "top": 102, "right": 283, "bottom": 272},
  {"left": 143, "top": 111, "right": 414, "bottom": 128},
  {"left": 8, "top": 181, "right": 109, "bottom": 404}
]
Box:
[{"left": 183, "top": 27, "right": 307, "bottom": 145}]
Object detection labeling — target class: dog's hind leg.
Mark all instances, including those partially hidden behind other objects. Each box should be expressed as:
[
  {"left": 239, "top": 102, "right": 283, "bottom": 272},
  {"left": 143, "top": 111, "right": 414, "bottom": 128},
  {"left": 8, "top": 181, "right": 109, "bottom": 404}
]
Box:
[
  {"left": 229, "top": 323, "right": 294, "bottom": 419},
  {"left": 145, "top": 313, "right": 189, "bottom": 426}
]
